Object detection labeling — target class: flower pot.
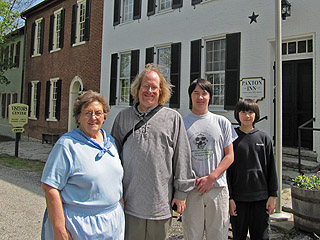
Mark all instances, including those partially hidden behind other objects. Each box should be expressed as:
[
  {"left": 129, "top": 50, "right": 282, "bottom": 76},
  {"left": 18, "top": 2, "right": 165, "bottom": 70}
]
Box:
[{"left": 291, "top": 185, "right": 320, "bottom": 234}]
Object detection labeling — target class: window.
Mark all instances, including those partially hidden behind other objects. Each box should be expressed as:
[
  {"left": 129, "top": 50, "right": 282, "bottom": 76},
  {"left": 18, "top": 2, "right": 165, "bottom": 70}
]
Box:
[
  {"left": 122, "top": 0, "right": 133, "bottom": 23},
  {"left": 119, "top": 53, "right": 131, "bottom": 104},
  {"left": 282, "top": 38, "right": 313, "bottom": 56},
  {"left": 147, "top": 0, "right": 182, "bottom": 16},
  {"left": 190, "top": 33, "right": 240, "bottom": 110},
  {"left": 159, "top": 0, "right": 172, "bottom": 12},
  {"left": 31, "top": 18, "right": 44, "bottom": 56},
  {"left": 45, "top": 78, "right": 62, "bottom": 120},
  {"left": 113, "top": 0, "right": 142, "bottom": 26},
  {"left": 109, "top": 50, "right": 140, "bottom": 106},
  {"left": 157, "top": 46, "right": 171, "bottom": 81},
  {"left": 29, "top": 81, "right": 40, "bottom": 119},
  {"left": 71, "top": 0, "right": 91, "bottom": 45},
  {"left": 205, "top": 38, "right": 226, "bottom": 107},
  {"left": 49, "top": 9, "right": 65, "bottom": 51}
]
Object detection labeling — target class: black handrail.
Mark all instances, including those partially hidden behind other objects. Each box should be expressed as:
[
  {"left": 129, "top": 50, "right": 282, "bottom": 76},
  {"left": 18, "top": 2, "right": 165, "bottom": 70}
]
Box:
[
  {"left": 232, "top": 116, "right": 268, "bottom": 126},
  {"left": 298, "top": 118, "right": 320, "bottom": 173}
]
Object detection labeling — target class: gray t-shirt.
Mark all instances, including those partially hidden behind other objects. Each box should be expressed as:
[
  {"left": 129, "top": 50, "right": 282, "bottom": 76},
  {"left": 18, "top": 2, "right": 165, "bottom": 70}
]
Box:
[{"left": 183, "top": 112, "right": 237, "bottom": 187}]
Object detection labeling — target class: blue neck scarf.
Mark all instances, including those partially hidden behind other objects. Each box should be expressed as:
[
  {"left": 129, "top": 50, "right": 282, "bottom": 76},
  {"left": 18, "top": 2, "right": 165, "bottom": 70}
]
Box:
[{"left": 64, "top": 128, "right": 115, "bottom": 161}]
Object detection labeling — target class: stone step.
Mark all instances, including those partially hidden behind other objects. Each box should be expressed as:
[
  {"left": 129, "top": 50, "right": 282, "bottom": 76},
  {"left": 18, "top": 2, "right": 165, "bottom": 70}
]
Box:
[
  {"left": 282, "top": 169, "right": 300, "bottom": 186},
  {"left": 282, "top": 147, "right": 318, "bottom": 162},
  {"left": 282, "top": 156, "right": 320, "bottom": 173}
]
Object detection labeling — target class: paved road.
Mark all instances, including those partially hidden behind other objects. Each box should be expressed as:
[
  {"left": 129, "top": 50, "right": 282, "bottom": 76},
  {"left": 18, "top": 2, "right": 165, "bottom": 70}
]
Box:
[{"left": 0, "top": 165, "right": 46, "bottom": 240}]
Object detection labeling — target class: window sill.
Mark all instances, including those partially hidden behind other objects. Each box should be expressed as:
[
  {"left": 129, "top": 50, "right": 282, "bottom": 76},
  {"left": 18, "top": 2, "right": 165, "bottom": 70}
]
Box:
[
  {"left": 46, "top": 118, "right": 58, "bottom": 122},
  {"left": 28, "top": 117, "right": 38, "bottom": 120},
  {"left": 50, "top": 48, "right": 61, "bottom": 53},
  {"left": 209, "top": 106, "right": 228, "bottom": 113},
  {"left": 31, "top": 54, "right": 41, "bottom": 58},
  {"left": 72, "top": 41, "right": 86, "bottom": 47}
]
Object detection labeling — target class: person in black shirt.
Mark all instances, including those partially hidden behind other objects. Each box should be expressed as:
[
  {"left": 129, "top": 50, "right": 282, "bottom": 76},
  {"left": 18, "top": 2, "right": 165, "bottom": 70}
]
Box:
[{"left": 227, "top": 99, "right": 278, "bottom": 240}]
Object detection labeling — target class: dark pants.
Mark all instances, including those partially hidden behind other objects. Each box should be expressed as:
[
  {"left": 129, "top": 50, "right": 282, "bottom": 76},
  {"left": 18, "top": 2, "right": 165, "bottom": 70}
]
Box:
[{"left": 230, "top": 199, "right": 270, "bottom": 240}]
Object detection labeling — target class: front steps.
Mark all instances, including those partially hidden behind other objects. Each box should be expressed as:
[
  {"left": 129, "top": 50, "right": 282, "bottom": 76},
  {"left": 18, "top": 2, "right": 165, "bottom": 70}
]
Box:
[{"left": 282, "top": 147, "right": 319, "bottom": 186}]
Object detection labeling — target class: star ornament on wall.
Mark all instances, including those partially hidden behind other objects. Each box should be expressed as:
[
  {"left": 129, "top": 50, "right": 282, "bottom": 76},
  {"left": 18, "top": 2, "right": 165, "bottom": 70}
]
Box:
[{"left": 249, "top": 12, "right": 259, "bottom": 24}]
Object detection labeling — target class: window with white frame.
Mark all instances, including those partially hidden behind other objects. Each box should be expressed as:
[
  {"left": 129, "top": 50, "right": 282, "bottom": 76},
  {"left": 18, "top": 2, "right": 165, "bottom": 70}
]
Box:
[
  {"left": 53, "top": 9, "right": 63, "bottom": 50},
  {"left": 157, "top": 46, "right": 171, "bottom": 81},
  {"left": 122, "top": 0, "right": 133, "bottom": 23},
  {"left": 34, "top": 18, "right": 43, "bottom": 56},
  {"left": 119, "top": 52, "right": 131, "bottom": 104},
  {"left": 205, "top": 38, "right": 226, "bottom": 107},
  {"left": 159, "top": 0, "right": 172, "bottom": 12},
  {"left": 78, "top": 0, "right": 86, "bottom": 43},
  {"left": 30, "top": 81, "right": 39, "bottom": 118},
  {"left": 48, "top": 79, "right": 58, "bottom": 120},
  {"left": 282, "top": 38, "right": 313, "bottom": 55}
]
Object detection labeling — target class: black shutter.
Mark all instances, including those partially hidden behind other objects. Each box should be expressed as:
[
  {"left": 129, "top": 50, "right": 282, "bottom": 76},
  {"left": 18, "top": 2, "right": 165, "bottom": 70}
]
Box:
[
  {"left": 45, "top": 81, "right": 50, "bottom": 119},
  {"left": 147, "top": 0, "right": 156, "bottom": 16},
  {"left": 10, "top": 44, "right": 14, "bottom": 64},
  {"left": 145, "top": 47, "right": 154, "bottom": 64},
  {"left": 192, "top": 0, "right": 202, "bottom": 5},
  {"left": 60, "top": 9, "right": 65, "bottom": 48},
  {"left": 84, "top": 0, "right": 91, "bottom": 41},
  {"left": 169, "top": 43, "right": 181, "bottom": 108},
  {"left": 30, "top": 22, "right": 35, "bottom": 56},
  {"left": 172, "top": 0, "right": 183, "bottom": 9},
  {"left": 130, "top": 50, "right": 140, "bottom": 105},
  {"left": 133, "top": 0, "right": 142, "bottom": 20},
  {"left": 39, "top": 19, "right": 45, "bottom": 54},
  {"left": 113, "top": 0, "right": 121, "bottom": 26},
  {"left": 28, "top": 82, "right": 32, "bottom": 116},
  {"left": 109, "top": 53, "right": 118, "bottom": 105},
  {"left": 190, "top": 39, "right": 202, "bottom": 82},
  {"left": 15, "top": 41, "right": 20, "bottom": 68},
  {"left": 225, "top": 32, "right": 241, "bottom": 110},
  {"left": 49, "top": 14, "right": 54, "bottom": 51},
  {"left": 36, "top": 82, "right": 41, "bottom": 118},
  {"left": 56, "top": 80, "right": 62, "bottom": 120},
  {"left": 71, "top": 4, "right": 77, "bottom": 45}
]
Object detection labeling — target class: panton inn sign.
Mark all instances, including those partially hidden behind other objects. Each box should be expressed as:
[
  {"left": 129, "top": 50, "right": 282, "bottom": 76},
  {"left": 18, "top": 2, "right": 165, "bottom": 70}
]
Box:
[{"left": 240, "top": 77, "right": 265, "bottom": 102}]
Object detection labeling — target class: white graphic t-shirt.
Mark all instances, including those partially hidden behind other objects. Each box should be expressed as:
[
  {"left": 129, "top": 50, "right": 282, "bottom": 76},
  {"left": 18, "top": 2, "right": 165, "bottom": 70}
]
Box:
[{"left": 183, "top": 112, "right": 237, "bottom": 187}]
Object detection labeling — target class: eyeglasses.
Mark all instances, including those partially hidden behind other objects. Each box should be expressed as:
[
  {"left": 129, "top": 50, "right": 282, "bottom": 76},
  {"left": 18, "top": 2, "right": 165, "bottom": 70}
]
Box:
[
  {"left": 82, "top": 111, "right": 105, "bottom": 118},
  {"left": 141, "top": 85, "right": 159, "bottom": 92}
]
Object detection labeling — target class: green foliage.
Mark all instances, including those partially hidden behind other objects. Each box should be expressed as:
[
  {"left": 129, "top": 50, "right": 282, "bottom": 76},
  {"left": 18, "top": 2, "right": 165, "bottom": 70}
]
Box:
[
  {"left": 292, "top": 171, "right": 320, "bottom": 190},
  {"left": 0, "top": 0, "right": 37, "bottom": 84}
]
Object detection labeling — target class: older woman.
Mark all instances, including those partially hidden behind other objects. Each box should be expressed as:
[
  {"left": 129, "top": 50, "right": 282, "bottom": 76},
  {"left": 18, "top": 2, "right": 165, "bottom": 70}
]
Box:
[{"left": 41, "top": 90, "right": 124, "bottom": 240}]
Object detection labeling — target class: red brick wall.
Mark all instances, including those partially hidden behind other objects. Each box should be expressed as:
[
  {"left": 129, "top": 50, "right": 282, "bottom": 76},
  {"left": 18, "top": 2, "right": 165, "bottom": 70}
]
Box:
[{"left": 23, "top": 0, "right": 103, "bottom": 140}]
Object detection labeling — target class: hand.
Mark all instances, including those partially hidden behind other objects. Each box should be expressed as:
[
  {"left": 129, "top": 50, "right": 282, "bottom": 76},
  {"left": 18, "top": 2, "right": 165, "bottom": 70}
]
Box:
[
  {"left": 229, "top": 199, "right": 237, "bottom": 216},
  {"left": 266, "top": 196, "right": 276, "bottom": 214},
  {"left": 196, "top": 175, "right": 215, "bottom": 194},
  {"left": 171, "top": 198, "right": 186, "bottom": 214},
  {"left": 53, "top": 228, "right": 73, "bottom": 240}
]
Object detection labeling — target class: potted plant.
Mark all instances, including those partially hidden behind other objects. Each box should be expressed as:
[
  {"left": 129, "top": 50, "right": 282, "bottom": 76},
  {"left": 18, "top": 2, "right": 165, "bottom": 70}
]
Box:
[{"left": 291, "top": 171, "right": 320, "bottom": 234}]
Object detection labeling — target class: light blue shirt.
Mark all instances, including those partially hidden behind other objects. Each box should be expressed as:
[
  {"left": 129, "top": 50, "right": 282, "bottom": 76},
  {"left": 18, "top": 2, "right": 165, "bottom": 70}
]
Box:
[{"left": 41, "top": 128, "right": 123, "bottom": 208}]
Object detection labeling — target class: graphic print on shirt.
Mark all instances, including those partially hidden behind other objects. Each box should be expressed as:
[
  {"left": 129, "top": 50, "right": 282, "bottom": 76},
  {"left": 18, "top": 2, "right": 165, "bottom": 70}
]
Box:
[{"left": 190, "top": 132, "right": 215, "bottom": 162}]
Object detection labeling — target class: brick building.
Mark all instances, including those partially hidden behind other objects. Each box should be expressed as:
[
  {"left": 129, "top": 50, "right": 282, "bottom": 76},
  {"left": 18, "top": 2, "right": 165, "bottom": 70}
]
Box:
[{"left": 22, "top": 0, "right": 103, "bottom": 141}]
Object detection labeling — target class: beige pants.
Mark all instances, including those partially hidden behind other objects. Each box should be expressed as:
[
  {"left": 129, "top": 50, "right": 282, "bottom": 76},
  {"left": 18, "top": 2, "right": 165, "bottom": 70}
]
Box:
[
  {"left": 182, "top": 187, "right": 230, "bottom": 240},
  {"left": 124, "top": 214, "right": 172, "bottom": 240}
]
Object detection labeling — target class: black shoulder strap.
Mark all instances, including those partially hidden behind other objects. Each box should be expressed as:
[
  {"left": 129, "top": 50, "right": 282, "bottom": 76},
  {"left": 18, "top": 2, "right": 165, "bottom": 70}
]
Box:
[{"left": 121, "top": 105, "right": 163, "bottom": 145}]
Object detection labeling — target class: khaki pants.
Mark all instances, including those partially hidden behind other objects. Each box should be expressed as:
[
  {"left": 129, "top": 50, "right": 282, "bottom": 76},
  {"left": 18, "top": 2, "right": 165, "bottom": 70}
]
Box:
[
  {"left": 182, "top": 187, "right": 230, "bottom": 240},
  {"left": 124, "top": 214, "right": 172, "bottom": 240}
]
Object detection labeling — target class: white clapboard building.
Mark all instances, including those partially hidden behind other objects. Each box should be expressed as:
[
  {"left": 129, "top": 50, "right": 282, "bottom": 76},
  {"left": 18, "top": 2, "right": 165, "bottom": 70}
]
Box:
[{"left": 100, "top": 0, "right": 320, "bottom": 161}]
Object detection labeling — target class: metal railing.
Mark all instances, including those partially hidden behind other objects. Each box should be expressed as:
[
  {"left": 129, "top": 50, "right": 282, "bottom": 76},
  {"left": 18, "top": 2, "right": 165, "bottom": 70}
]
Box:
[{"left": 298, "top": 118, "right": 320, "bottom": 173}]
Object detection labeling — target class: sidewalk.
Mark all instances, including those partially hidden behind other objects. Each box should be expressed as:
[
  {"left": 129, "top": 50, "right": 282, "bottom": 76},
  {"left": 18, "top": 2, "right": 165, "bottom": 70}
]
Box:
[{"left": 0, "top": 135, "right": 52, "bottom": 162}]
